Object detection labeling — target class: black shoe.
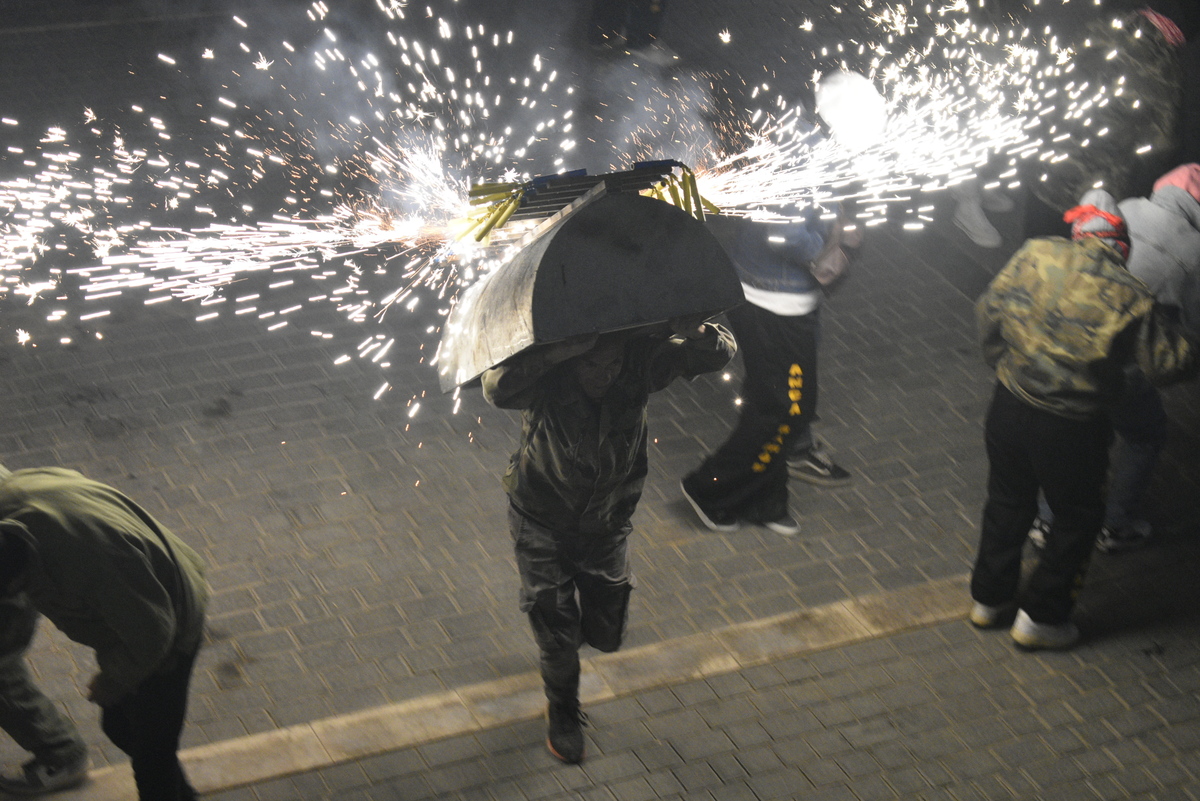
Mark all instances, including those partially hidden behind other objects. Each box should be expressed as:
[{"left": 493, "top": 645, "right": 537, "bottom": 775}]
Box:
[
  {"left": 1096, "top": 520, "right": 1151, "bottom": 554},
  {"left": 680, "top": 480, "right": 739, "bottom": 531},
  {"left": 787, "top": 441, "right": 852, "bottom": 487},
  {"left": 0, "top": 755, "right": 89, "bottom": 796},
  {"left": 546, "top": 702, "right": 588, "bottom": 764}
]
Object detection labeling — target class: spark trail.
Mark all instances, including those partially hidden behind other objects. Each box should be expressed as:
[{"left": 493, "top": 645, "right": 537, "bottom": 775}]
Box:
[{"left": 0, "top": 0, "right": 1154, "bottom": 400}]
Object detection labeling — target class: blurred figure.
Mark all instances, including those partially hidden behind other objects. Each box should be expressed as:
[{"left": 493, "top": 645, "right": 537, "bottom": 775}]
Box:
[
  {"left": 952, "top": 177, "right": 1014, "bottom": 249},
  {"left": 1021, "top": 3, "right": 1191, "bottom": 238},
  {"left": 0, "top": 466, "right": 208, "bottom": 801},
  {"left": 970, "top": 190, "right": 1197, "bottom": 650},
  {"left": 1028, "top": 163, "right": 1200, "bottom": 553},
  {"left": 0, "top": 594, "right": 88, "bottom": 796},
  {"left": 483, "top": 320, "right": 733, "bottom": 764},
  {"left": 588, "top": 0, "right": 676, "bottom": 64}
]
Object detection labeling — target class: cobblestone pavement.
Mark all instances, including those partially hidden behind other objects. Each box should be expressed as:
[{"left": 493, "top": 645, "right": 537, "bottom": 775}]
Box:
[{"left": 1, "top": 0, "right": 1198, "bottom": 798}]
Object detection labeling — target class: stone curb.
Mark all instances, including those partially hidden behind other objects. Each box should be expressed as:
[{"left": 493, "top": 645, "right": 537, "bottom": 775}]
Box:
[{"left": 57, "top": 574, "right": 971, "bottom": 799}]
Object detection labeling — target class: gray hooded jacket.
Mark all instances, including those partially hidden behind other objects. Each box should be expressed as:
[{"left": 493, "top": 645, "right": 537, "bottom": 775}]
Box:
[{"left": 1119, "top": 185, "right": 1200, "bottom": 310}]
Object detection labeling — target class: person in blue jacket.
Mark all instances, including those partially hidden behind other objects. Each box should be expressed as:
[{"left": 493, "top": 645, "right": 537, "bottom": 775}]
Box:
[{"left": 681, "top": 209, "right": 853, "bottom": 536}]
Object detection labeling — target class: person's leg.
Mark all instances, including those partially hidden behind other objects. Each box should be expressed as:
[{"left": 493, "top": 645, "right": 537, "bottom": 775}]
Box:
[
  {"left": 682, "top": 304, "right": 802, "bottom": 527},
  {"left": 0, "top": 598, "right": 87, "bottom": 772},
  {"left": 509, "top": 507, "right": 581, "bottom": 704},
  {"left": 508, "top": 506, "right": 588, "bottom": 762},
  {"left": 99, "top": 648, "right": 199, "bottom": 801},
  {"left": 576, "top": 523, "right": 632, "bottom": 653},
  {"left": 952, "top": 178, "right": 1003, "bottom": 248},
  {"left": 784, "top": 309, "right": 819, "bottom": 459},
  {"left": 785, "top": 309, "right": 852, "bottom": 486},
  {"left": 1103, "top": 378, "right": 1166, "bottom": 541},
  {"left": 971, "top": 384, "right": 1040, "bottom": 608},
  {"left": 1024, "top": 412, "right": 1111, "bottom": 625}
]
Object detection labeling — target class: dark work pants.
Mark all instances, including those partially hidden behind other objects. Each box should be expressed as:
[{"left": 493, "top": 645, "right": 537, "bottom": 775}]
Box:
[
  {"left": 0, "top": 596, "right": 86, "bottom": 768},
  {"left": 508, "top": 506, "right": 632, "bottom": 706},
  {"left": 971, "top": 383, "right": 1111, "bottom": 624},
  {"left": 682, "top": 304, "right": 818, "bottom": 524},
  {"left": 100, "top": 647, "right": 200, "bottom": 801}
]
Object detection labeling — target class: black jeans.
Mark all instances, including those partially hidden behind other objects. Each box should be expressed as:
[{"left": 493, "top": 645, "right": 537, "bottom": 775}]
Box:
[
  {"left": 682, "top": 304, "right": 819, "bottom": 524},
  {"left": 971, "top": 383, "right": 1111, "bottom": 624},
  {"left": 508, "top": 506, "right": 633, "bottom": 706},
  {"left": 100, "top": 647, "right": 199, "bottom": 801}
]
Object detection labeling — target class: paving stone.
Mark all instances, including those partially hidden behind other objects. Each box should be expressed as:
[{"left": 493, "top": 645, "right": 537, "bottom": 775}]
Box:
[{"left": 5, "top": 0, "right": 1200, "bottom": 797}]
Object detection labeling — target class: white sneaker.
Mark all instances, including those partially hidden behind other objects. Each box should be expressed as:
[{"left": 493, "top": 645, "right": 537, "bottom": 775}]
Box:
[
  {"left": 968, "top": 601, "right": 1013, "bottom": 629},
  {"left": 1010, "top": 609, "right": 1079, "bottom": 651},
  {"left": 953, "top": 200, "right": 1002, "bottom": 248},
  {"left": 981, "top": 190, "right": 1014, "bottom": 213}
]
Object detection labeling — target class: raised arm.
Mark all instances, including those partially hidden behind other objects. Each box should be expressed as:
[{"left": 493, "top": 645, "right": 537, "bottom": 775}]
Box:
[
  {"left": 646, "top": 320, "right": 737, "bottom": 392},
  {"left": 481, "top": 334, "right": 598, "bottom": 409}
]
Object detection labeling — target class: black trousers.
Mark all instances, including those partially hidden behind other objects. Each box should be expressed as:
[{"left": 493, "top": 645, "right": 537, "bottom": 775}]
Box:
[
  {"left": 100, "top": 647, "right": 199, "bottom": 801},
  {"left": 971, "top": 383, "right": 1111, "bottom": 624},
  {"left": 508, "top": 506, "right": 632, "bottom": 706},
  {"left": 682, "top": 304, "right": 818, "bottom": 524}
]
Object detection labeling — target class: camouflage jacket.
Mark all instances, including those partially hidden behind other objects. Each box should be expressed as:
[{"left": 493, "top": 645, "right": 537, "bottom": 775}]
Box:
[
  {"left": 483, "top": 325, "right": 735, "bottom": 536},
  {"left": 977, "top": 237, "right": 1197, "bottom": 419},
  {"left": 1032, "top": 12, "right": 1182, "bottom": 212}
]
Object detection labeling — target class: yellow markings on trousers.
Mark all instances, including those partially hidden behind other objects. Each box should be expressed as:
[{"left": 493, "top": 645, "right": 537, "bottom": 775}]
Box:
[{"left": 751, "top": 364, "right": 803, "bottom": 473}]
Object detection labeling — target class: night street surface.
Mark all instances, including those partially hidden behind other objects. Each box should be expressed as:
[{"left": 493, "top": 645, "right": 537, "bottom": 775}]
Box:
[{"left": 1, "top": 1, "right": 1198, "bottom": 798}]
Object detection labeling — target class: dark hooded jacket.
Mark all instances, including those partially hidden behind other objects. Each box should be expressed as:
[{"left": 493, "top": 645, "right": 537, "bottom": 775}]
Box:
[{"left": 0, "top": 467, "right": 208, "bottom": 702}]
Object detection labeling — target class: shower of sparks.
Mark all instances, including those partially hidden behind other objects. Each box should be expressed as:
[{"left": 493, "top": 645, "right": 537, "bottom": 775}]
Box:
[{"left": 0, "top": 0, "right": 1153, "bottom": 407}]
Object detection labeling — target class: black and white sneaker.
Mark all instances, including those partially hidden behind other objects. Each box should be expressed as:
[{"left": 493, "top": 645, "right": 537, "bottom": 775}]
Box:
[
  {"left": 1096, "top": 520, "right": 1151, "bottom": 554},
  {"left": 680, "top": 480, "right": 739, "bottom": 531},
  {"left": 787, "top": 442, "right": 852, "bottom": 487},
  {"left": 762, "top": 515, "right": 801, "bottom": 536}
]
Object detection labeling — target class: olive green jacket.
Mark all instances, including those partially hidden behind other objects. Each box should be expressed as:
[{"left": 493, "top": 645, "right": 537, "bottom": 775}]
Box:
[
  {"left": 977, "top": 237, "right": 1197, "bottom": 419},
  {"left": 483, "top": 324, "right": 736, "bottom": 535},
  {"left": 0, "top": 467, "right": 209, "bottom": 703}
]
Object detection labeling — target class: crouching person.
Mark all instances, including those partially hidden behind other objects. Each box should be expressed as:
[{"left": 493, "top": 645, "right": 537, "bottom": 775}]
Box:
[
  {"left": 0, "top": 466, "right": 208, "bottom": 800},
  {"left": 483, "top": 319, "right": 735, "bottom": 763}
]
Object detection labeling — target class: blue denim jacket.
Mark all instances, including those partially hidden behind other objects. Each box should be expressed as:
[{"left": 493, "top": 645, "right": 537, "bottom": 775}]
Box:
[{"left": 705, "top": 213, "right": 829, "bottom": 296}]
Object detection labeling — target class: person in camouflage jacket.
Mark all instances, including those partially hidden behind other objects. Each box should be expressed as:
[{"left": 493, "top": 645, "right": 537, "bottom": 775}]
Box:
[{"left": 970, "top": 189, "right": 1197, "bottom": 650}]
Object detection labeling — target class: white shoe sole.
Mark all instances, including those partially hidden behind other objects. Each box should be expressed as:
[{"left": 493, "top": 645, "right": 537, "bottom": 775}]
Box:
[{"left": 680, "top": 481, "right": 739, "bottom": 531}]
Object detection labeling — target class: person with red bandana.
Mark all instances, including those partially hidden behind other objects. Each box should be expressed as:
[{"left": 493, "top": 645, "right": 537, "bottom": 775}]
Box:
[{"left": 968, "top": 189, "right": 1198, "bottom": 650}]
